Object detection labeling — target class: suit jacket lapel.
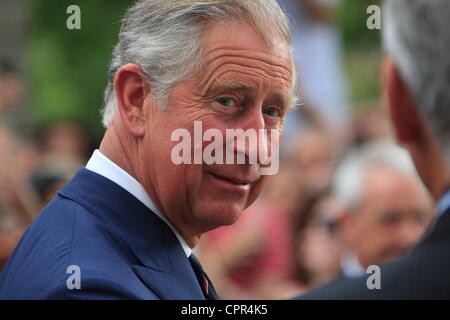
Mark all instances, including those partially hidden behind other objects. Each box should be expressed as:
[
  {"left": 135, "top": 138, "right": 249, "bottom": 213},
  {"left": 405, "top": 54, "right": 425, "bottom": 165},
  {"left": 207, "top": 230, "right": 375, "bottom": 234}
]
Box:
[
  {"left": 58, "top": 168, "right": 204, "bottom": 300},
  {"left": 131, "top": 264, "right": 204, "bottom": 300}
]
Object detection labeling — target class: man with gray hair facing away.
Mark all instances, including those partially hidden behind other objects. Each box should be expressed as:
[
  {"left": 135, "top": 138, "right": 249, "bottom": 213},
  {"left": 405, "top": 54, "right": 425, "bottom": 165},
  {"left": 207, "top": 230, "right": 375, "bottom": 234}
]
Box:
[
  {"left": 332, "top": 142, "right": 434, "bottom": 280},
  {"left": 295, "top": 0, "right": 450, "bottom": 299},
  {"left": 0, "top": 0, "right": 295, "bottom": 299}
]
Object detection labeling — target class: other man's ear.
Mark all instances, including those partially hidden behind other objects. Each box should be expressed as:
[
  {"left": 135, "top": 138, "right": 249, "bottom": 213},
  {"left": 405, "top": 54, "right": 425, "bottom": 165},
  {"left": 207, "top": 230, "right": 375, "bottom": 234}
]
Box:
[
  {"left": 114, "top": 63, "right": 151, "bottom": 138},
  {"left": 382, "top": 57, "right": 424, "bottom": 146}
]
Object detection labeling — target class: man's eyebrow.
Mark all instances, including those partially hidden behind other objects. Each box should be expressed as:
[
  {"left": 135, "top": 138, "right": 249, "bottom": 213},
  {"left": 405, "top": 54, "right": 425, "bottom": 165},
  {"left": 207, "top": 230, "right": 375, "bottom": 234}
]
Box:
[
  {"left": 209, "top": 79, "right": 257, "bottom": 92},
  {"left": 267, "top": 92, "right": 295, "bottom": 111},
  {"left": 207, "top": 79, "right": 295, "bottom": 109}
]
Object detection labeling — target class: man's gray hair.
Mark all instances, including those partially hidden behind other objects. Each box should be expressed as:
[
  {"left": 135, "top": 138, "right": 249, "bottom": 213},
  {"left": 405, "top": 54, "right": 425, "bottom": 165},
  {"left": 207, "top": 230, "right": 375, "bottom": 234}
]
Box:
[
  {"left": 101, "top": 0, "right": 294, "bottom": 128},
  {"left": 383, "top": 0, "right": 450, "bottom": 162},
  {"left": 333, "top": 141, "right": 424, "bottom": 210}
]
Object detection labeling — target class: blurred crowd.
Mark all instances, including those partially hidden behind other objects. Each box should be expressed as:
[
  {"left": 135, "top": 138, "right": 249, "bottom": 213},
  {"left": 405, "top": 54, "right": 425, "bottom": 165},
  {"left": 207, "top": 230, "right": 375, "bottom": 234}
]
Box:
[
  {"left": 196, "top": 0, "right": 436, "bottom": 299},
  {"left": 197, "top": 101, "right": 435, "bottom": 299},
  {"left": 0, "top": 0, "right": 437, "bottom": 299},
  {"left": 0, "top": 60, "right": 92, "bottom": 270}
]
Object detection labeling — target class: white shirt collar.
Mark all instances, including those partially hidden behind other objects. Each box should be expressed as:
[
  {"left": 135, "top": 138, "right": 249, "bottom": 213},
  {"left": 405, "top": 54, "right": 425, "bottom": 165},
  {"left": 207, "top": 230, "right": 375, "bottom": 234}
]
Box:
[
  {"left": 85, "top": 149, "right": 192, "bottom": 257},
  {"left": 438, "top": 188, "right": 450, "bottom": 216},
  {"left": 340, "top": 252, "right": 365, "bottom": 278}
]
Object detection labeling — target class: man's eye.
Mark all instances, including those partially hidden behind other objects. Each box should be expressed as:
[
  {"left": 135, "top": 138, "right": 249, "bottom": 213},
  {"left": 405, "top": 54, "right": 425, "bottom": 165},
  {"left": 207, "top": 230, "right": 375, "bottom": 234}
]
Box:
[
  {"left": 263, "top": 107, "right": 281, "bottom": 118},
  {"left": 216, "top": 98, "right": 236, "bottom": 107}
]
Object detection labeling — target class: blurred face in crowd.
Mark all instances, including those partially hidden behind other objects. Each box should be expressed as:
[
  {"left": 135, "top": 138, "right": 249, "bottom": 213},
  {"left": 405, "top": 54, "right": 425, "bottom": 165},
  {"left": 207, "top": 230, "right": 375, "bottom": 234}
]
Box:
[
  {"left": 344, "top": 166, "right": 434, "bottom": 268},
  {"left": 264, "top": 164, "right": 301, "bottom": 213},
  {"left": 44, "top": 123, "right": 89, "bottom": 161},
  {"left": 0, "top": 72, "right": 22, "bottom": 111},
  {"left": 135, "top": 21, "right": 293, "bottom": 243},
  {"left": 292, "top": 129, "right": 335, "bottom": 195},
  {"left": 296, "top": 196, "right": 344, "bottom": 285}
]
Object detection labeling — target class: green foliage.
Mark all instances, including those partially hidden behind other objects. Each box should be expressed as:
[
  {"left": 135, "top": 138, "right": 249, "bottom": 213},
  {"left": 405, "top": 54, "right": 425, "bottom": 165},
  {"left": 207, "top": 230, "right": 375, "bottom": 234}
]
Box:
[
  {"left": 28, "top": 0, "right": 134, "bottom": 138},
  {"left": 27, "top": 0, "right": 384, "bottom": 137},
  {"left": 338, "top": 0, "right": 381, "bottom": 51},
  {"left": 338, "top": 0, "right": 383, "bottom": 104}
]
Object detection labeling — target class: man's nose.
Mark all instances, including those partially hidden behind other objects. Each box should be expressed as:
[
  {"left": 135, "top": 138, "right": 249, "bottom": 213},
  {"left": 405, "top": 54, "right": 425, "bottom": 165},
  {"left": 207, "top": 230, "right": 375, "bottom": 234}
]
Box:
[
  {"left": 234, "top": 108, "right": 269, "bottom": 165},
  {"left": 241, "top": 107, "right": 266, "bottom": 132}
]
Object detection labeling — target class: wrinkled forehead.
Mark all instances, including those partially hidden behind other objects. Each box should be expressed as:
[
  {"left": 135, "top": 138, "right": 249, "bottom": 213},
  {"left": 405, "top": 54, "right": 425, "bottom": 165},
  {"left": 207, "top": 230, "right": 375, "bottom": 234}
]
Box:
[
  {"left": 202, "top": 20, "right": 292, "bottom": 69},
  {"left": 197, "top": 20, "right": 295, "bottom": 103}
]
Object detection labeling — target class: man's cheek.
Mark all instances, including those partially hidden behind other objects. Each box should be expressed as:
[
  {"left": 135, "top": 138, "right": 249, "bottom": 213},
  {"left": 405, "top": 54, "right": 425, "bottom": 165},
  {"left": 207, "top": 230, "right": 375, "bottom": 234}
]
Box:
[
  {"left": 184, "top": 164, "right": 206, "bottom": 198},
  {"left": 248, "top": 178, "right": 266, "bottom": 205}
]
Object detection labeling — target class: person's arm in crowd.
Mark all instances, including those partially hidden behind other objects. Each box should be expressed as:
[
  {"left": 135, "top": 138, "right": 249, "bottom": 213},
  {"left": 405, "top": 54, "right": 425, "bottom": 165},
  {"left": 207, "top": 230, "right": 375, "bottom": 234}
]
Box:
[{"left": 0, "top": 154, "right": 39, "bottom": 226}]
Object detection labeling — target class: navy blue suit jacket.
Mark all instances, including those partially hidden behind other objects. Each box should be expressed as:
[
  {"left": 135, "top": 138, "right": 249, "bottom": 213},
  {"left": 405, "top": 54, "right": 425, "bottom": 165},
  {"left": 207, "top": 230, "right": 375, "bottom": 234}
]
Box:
[{"left": 0, "top": 168, "right": 205, "bottom": 300}]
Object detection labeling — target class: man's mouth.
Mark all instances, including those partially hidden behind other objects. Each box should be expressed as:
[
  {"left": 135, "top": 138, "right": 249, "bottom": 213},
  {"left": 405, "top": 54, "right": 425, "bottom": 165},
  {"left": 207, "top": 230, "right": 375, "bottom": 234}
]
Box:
[{"left": 209, "top": 172, "right": 253, "bottom": 191}]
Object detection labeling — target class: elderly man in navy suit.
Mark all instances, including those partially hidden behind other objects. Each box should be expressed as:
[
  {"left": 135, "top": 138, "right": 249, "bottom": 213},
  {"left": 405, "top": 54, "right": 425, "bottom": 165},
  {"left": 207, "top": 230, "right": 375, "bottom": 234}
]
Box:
[{"left": 0, "top": 0, "right": 295, "bottom": 299}]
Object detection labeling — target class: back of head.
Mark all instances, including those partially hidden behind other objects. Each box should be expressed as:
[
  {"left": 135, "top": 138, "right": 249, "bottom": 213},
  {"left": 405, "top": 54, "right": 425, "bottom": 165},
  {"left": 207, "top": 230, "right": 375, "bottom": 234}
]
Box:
[{"left": 383, "top": 0, "right": 450, "bottom": 162}]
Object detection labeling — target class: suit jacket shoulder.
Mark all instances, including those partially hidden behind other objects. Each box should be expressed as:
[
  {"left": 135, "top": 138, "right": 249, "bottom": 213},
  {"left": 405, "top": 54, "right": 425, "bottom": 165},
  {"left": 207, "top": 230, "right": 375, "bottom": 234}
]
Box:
[{"left": 0, "top": 169, "right": 203, "bottom": 300}]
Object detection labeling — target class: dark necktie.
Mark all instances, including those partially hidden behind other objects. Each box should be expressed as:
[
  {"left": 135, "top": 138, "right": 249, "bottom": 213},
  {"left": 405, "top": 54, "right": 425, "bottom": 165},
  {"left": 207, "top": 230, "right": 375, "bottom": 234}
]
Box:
[{"left": 188, "top": 254, "right": 219, "bottom": 300}]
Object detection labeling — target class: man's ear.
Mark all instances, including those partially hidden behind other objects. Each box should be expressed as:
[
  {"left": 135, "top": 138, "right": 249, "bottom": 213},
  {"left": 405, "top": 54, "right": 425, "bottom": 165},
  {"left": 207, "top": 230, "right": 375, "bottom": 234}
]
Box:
[
  {"left": 114, "top": 63, "right": 151, "bottom": 138},
  {"left": 382, "top": 57, "right": 424, "bottom": 146}
]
